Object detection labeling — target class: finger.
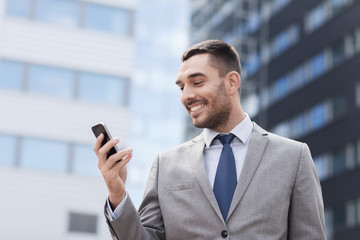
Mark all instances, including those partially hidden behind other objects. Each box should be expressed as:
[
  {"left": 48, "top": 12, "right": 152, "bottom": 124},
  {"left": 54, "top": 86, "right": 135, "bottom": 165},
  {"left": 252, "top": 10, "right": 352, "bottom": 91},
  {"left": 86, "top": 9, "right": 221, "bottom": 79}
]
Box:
[
  {"left": 93, "top": 133, "right": 104, "bottom": 154},
  {"left": 94, "top": 134, "right": 109, "bottom": 169},
  {"left": 98, "top": 137, "right": 119, "bottom": 160},
  {"left": 102, "top": 147, "right": 132, "bottom": 172},
  {"left": 110, "top": 151, "right": 133, "bottom": 174}
]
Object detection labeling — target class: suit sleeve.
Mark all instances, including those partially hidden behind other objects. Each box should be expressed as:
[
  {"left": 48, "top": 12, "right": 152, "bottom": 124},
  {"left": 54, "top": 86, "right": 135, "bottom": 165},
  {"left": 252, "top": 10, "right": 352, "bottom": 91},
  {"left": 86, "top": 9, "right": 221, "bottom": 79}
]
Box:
[
  {"left": 104, "top": 155, "right": 166, "bottom": 240},
  {"left": 288, "top": 143, "right": 326, "bottom": 239}
]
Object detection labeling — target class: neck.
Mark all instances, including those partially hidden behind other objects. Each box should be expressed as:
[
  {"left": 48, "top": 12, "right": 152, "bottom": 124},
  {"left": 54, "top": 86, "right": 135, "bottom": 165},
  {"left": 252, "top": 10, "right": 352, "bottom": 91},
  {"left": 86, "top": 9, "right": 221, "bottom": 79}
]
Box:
[{"left": 213, "top": 108, "right": 246, "bottom": 133}]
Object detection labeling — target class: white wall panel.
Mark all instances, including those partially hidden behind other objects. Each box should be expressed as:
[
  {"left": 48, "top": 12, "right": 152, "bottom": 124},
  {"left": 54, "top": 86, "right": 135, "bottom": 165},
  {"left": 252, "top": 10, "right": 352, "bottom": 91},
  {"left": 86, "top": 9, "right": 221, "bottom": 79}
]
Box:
[
  {"left": 0, "top": 89, "right": 131, "bottom": 145},
  {"left": 0, "top": 167, "right": 111, "bottom": 240},
  {"left": 0, "top": 19, "right": 134, "bottom": 77}
]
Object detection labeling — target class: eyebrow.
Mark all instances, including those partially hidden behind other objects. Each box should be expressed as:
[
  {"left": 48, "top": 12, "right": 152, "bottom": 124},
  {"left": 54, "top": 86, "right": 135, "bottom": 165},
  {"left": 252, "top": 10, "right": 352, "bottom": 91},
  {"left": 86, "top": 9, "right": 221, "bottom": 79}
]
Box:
[{"left": 176, "top": 72, "right": 207, "bottom": 85}]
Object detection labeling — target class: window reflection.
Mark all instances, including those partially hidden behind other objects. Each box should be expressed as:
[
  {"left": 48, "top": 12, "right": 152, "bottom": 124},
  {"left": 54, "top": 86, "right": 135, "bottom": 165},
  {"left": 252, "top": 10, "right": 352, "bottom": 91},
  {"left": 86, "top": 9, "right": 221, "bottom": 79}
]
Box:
[
  {"left": 35, "top": 0, "right": 80, "bottom": 27},
  {"left": 332, "top": 147, "right": 347, "bottom": 174},
  {"left": 0, "top": 134, "right": 17, "bottom": 166},
  {"left": 0, "top": 59, "right": 129, "bottom": 105},
  {"left": 310, "top": 103, "right": 327, "bottom": 131},
  {"left": 0, "top": 60, "right": 24, "bottom": 90},
  {"left": 5, "top": 0, "right": 31, "bottom": 18},
  {"left": 20, "top": 137, "right": 69, "bottom": 172},
  {"left": 310, "top": 53, "right": 327, "bottom": 79},
  {"left": 78, "top": 72, "right": 127, "bottom": 105},
  {"left": 28, "top": 64, "right": 74, "bottom": 98},
  {"left": 84, "top": 3, "right": 132, "bottom": 36},
  {"left": 314, "top": 155, "right": 329, "bottom": 181},
  {"left": 4, "top": 0, "right": 133, "bottom": 36}
]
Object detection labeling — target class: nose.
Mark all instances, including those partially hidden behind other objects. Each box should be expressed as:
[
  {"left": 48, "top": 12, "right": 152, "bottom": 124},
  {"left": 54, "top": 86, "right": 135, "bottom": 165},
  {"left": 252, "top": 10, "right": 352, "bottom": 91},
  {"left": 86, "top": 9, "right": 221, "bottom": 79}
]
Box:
[{"left": 181, "top": 85, "right": 195, "bottom": 106}]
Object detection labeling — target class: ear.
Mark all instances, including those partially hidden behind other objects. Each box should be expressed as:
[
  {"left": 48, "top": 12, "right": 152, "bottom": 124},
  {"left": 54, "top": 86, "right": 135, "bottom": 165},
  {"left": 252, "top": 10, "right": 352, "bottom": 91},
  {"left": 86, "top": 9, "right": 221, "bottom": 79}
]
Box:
[{"left": 225, "top": 71, "right": 241, "bottom": 96}]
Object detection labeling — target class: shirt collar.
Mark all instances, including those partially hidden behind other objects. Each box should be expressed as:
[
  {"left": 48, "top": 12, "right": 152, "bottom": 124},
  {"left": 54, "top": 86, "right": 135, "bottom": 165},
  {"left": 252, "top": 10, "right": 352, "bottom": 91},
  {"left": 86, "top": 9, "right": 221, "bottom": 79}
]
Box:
[{"left": 203, "top": 113, "right": 253, "bottom": 147}]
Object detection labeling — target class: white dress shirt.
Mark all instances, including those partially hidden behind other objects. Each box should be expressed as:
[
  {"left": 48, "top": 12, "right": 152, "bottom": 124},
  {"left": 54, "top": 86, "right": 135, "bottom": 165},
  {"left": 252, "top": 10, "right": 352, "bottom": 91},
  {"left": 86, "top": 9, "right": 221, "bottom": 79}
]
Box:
[
  {"left": 203, "top": 113, "right": 253, "bottom": 188},
  {"left": 107, "top": 113, "right": 253, "bottom": 220}
]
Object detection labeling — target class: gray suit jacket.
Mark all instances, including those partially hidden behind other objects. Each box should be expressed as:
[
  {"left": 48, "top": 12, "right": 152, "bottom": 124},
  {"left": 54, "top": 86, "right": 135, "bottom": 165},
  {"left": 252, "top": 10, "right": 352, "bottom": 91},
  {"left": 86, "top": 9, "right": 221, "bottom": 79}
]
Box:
[{"left": 105, "top": 123, "right": 326, "bottom": 239}]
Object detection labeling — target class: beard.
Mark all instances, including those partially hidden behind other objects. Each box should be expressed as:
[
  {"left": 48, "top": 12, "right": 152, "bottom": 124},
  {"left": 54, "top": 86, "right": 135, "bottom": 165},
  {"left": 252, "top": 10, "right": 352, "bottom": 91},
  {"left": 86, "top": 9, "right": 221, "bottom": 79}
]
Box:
[{"left": 191, "top": 82, "right": 232, "bottom": 130}]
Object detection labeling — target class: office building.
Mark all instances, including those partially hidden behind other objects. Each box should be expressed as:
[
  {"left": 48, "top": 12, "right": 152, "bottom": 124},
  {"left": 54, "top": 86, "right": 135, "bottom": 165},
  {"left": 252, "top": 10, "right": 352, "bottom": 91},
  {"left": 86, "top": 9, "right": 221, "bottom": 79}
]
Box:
[
  {"left": 0, "top": 0, "right": 135, "bottom": 239},
  {"left": 189, "top": 0, "right": 360, "bottom": 239}
]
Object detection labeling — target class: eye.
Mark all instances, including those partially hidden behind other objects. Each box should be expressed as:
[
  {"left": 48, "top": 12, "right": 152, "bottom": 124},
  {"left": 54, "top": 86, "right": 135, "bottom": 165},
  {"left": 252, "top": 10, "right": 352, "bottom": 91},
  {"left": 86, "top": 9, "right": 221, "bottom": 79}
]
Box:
[{"left": 194, "top": 81, "right": 203, "bottom": 86}]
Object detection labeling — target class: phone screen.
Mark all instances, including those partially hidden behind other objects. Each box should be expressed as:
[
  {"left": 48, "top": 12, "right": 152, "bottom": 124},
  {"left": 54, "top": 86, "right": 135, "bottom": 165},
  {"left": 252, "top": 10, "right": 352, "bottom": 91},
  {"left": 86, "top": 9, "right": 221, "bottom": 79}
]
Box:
[{"left": 91, "top": 122, "right": 119, "bottom": 159}]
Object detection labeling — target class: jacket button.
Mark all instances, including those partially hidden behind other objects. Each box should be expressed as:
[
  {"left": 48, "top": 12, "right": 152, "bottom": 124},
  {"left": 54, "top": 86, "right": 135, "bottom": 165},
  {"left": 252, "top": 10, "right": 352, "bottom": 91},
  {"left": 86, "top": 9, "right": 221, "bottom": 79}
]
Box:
[{"left": 221, "top": 230, "right": 228, "bottom": 238}]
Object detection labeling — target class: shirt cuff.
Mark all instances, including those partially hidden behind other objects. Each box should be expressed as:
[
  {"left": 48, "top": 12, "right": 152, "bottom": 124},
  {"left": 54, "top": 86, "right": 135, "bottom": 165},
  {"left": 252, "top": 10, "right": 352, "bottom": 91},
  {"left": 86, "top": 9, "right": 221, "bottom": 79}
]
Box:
[{"left": 106, "top": 192, "right": 128, "bottom": 220}]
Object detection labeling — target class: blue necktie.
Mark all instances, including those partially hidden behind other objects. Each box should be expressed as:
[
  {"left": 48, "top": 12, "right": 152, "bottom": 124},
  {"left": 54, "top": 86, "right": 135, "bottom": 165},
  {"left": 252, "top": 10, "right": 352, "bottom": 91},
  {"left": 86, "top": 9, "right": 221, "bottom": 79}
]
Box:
[{"left": 213, "top": 134, "right": 237, "bottom": 220}]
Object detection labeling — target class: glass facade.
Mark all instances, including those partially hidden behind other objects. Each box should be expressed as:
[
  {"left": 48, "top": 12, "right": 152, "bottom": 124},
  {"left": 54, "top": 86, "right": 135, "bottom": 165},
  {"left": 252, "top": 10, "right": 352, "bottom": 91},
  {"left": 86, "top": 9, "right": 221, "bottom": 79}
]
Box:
[
  {"left": 0, "top": 134, "right": 17, "bottom": 166},
  {"left": 272, "top": 94, "right": 346, "bottom": 139},
  {"left": 262, "top": 26, "right": 359, "bottom": 109},
  {"left": 0, "top": 59, "right": 129, "bottom": 105},
  {"left": 0, "top": 60, "right": 24, "bottom": 90},
  {"left": 5, "top": 0, "right": 133, "bottom": 36},
  {"left": 78, "top": 72, "right": 127, "bottom": 105},
  {"left": 35, "top": 0, "right": 80, "bottom": 27},
  {"left": 0, "top": 134, "right": 100, "bottom": 176},
  {"left": 28, "top": 65, "right": 74, "bottom": 98},
  {"left": 84, "top": 3, "right": 132, "bottom": 35},
  {"left": 5, "top": 0, "right": 31, "bottom": 18},
  {"left": 20, "top": 137, "right": 69, "bottom": 172}
]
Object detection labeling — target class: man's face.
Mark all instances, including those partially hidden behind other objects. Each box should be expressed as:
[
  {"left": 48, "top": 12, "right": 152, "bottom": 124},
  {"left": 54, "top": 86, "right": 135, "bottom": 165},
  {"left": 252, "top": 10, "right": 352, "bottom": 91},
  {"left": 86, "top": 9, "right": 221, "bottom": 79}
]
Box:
[{"left": 176, "top": 54, "right": 232, "bottom": 131}]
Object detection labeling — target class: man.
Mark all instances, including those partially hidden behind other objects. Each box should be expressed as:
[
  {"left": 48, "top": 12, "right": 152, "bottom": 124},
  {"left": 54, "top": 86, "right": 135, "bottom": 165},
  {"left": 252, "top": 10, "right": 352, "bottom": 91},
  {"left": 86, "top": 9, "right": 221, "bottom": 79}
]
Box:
[{"left": 94, "top": 40, "right": 326, "bottom": 239}]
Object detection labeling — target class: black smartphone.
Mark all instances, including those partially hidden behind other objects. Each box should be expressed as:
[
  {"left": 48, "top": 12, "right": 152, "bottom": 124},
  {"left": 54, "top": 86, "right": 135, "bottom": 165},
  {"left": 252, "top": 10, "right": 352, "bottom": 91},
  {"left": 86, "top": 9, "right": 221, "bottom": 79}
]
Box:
[{"left": 91, "top": 122, "right": 119, "bottom": 159}]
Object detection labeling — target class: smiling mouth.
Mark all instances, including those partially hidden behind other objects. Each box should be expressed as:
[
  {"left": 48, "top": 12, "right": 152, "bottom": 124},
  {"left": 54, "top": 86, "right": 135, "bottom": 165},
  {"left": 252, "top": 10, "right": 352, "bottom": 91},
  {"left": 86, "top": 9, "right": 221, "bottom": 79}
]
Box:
[{"left": 190, "top": 104, "right": 205, "bottom": 113}]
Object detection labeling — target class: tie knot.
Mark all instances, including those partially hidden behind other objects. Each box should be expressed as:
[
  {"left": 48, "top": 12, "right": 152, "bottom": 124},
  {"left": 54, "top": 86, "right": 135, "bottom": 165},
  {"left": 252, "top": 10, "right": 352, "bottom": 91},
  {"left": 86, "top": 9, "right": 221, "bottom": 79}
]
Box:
[{"left": 216, "top": 134, "right": 235, "bottom": 145}]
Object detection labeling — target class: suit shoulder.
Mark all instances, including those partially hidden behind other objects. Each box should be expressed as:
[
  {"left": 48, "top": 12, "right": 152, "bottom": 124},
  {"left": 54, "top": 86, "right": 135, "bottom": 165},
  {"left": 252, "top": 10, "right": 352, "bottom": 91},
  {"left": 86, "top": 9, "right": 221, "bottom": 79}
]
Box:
[
  {"left": 253, "top": 122, "right": 305, "bottom": 149},
  {"left": 267, "top": 132, "right": 304, "bottom": 148}
]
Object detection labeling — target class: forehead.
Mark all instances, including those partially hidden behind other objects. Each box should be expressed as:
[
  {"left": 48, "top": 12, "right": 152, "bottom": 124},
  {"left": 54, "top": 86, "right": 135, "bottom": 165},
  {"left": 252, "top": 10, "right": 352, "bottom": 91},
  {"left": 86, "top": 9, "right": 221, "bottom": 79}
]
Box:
[{"left": 177, "top": 54, "right": 219, "bottom": 81}]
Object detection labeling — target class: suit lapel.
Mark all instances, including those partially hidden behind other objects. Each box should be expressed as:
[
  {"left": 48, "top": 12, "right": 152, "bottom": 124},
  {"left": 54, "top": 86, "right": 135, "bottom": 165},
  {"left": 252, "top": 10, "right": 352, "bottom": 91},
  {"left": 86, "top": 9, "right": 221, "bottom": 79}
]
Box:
[
  {"left": 227, "top": 123, "right": 269, "bottom": 221},
  {"left": 189, "top": 134, "right": 225, "bottom": 222}
]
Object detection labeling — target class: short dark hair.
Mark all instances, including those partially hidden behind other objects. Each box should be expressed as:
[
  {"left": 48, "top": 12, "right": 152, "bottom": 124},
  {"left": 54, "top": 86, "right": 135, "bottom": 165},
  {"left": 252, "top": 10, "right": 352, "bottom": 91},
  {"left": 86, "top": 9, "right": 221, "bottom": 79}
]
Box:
[{"left": 182, "top": 39, "right": 241, "bottom": 77}]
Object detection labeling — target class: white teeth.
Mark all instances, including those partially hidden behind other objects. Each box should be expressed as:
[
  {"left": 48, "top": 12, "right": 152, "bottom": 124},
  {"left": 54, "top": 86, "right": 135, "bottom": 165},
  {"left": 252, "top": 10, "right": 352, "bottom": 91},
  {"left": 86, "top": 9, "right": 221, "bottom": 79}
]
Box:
[{"left": 190, "top": 104, "right": 205, "bottom": 112}]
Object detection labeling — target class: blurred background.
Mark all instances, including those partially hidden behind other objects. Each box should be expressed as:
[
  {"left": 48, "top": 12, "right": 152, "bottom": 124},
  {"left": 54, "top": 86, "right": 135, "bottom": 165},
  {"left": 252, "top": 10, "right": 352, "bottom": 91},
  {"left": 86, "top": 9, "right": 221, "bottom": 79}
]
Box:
[{"left": 0, "top": 0, "right": 359, "bottom": 239}]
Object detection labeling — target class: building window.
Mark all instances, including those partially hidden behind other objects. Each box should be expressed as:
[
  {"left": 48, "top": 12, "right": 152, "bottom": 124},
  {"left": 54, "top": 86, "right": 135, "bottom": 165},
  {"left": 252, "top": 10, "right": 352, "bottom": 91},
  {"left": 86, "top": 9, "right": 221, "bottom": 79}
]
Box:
[
  {"left": 34, "top": 0, "right": 80, "bottom": 27},
  {"left": 332, "top": 94, "right": 347, "bottom": 118},
  {"left": 331, "top": 39, "right": 346, "bottom": 67},
  {"left": 72, "top": 144, "right": 99, "bottom": 176},
  {"left": 0, "top": 60, "right": 24, "bottom": 90},
  {"left": 78, "top": 72, "right": 128, "bottom": 105},
  {"left": 330, "top": 0, "right": 350, "bottom": 15},
  {"left": 308, "top": 52, "right": 327, "bottom": 80},
  {"left": 332, "top": 147, "right": 347, "bottom": 175},
  {"left": 84, "top": 3, "right": 133, "bottom": 36},
  {"left": 269, "top": 24, "right": 300, "bottom": 59},
  {"left": 5, "top": 0, "right": 31, "bottom": 19},
  {"left": 288, "top": 65, "right": 307, "bottom": 92},
  {"left": 5, "top": 0, "right": 133, "bottom": 36},
  {"left": 20, "top": 137, "right": 69, "bottom": 172},
  {"left": 1, "top": 59, "right": 129, "bottom": 105},
  {"left": 0, "top": 134, "right": 17, "bottom": 166},
  {"left": 309, "top": 102, "right": 328, "bottom": 131},
  {"left": 305, "top": 3, "right": 328, "bottom": 32},
  {"left": 274, "top": 76, "right": 288, "bottom": 100},
  {"left": 245, "top": 51, "right": 260, "bottom": 76},
  {"left": 28, "top": 64, "right": 75, "bottom": 98},
  {"left": 314, "top": 154, "right": 330, "bottom": 181},
  {"left": 289, "top": 113, "right": 307, "bottom": 138},
  {"left": 68, "top": 212, "right": 98, "bottom": 234}
]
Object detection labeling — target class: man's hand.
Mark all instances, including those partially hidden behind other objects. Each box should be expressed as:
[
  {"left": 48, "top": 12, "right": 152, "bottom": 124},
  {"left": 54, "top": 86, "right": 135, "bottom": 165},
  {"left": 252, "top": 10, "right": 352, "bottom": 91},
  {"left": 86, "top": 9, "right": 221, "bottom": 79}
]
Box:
[{"left": 94, "top": 133, "right": 133, "bottom": 210}]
